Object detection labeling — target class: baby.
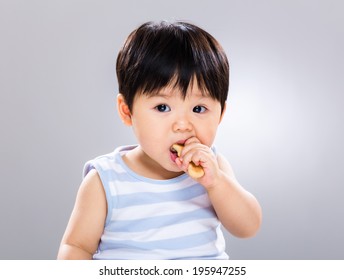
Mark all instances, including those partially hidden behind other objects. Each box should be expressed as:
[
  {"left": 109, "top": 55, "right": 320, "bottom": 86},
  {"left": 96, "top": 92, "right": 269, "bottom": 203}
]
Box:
[{"left": 57, "top": 21, "right": 262, "bottom": 260}]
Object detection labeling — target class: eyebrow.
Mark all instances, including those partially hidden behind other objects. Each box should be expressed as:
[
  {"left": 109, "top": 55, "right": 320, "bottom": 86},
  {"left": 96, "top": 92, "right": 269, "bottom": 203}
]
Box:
[
  {"left": 156, "top": 93, "right": 172, "bottom": 98},
  {"left": 146, "top": 92, "right": 173, "bottom": 99}
]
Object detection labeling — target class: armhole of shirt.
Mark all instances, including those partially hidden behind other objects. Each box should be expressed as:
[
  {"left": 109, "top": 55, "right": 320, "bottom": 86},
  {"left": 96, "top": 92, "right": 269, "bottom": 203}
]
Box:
[{"left": 83, "top": 160, "right": 114, "bottom": 227}]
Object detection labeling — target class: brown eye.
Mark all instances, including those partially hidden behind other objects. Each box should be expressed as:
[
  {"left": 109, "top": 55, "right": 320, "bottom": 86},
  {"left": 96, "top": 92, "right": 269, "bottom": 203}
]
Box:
[
  {"left": 155, "top": 104, "right": 171, "bottom": 112},
  {"left": 193, "top": 105, "right": 207, "bottom": 113}
]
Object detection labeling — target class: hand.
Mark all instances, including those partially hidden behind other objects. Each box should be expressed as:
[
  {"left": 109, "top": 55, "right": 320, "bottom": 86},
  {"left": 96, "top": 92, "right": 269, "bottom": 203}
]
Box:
[{"left": 175, "top": 137, "right": 223, "bottom": 190}]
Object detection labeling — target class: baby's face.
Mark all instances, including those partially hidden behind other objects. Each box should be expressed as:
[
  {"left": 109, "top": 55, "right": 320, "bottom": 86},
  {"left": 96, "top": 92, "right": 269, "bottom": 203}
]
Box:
[{"left": 129, "top": 81, "right": 224, "bottom": 177}]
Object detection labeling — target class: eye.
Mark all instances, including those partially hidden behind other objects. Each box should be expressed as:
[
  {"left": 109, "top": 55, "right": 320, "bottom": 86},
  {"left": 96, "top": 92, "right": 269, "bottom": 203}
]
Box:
[
  {"left": 193, "top": 105, "right": 207, "bottom": 113},
  {"left": 155, "top": 104, "right": 171, "bottom": 112}
]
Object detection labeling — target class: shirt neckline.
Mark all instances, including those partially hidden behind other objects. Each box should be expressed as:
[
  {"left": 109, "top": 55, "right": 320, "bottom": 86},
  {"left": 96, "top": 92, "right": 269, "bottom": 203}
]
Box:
[{"left": 115, "top": 145, "right": 189, "bottom": 185}]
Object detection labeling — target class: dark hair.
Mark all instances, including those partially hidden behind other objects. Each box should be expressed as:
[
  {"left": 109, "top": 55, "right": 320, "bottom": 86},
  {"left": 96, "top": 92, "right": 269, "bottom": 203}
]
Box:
[{"left": 116, "top": 21, "right": 229, "bottom": 113}]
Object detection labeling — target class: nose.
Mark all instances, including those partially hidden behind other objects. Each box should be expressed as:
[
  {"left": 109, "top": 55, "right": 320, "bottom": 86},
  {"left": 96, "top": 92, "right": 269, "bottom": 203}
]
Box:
[{"left": 172, "top": 114, "right": 193, "bottom": 132}]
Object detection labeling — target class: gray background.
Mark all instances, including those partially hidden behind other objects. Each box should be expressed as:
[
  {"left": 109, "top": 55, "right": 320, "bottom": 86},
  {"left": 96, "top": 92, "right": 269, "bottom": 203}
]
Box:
[{"left": 0, "top": 0, "right": 343, "bottom": 259}]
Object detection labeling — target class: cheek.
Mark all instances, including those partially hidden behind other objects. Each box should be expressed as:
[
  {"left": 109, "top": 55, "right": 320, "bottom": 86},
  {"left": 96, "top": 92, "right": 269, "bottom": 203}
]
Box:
[
  {"left": 132, "top": 118, "right": 149, "bottom": 139},
  {"left": 196, "top": 120, "right": 219, "bottom": 146},
  {"left": 132, "top": 115, "right": 165, "bottom": 142}
]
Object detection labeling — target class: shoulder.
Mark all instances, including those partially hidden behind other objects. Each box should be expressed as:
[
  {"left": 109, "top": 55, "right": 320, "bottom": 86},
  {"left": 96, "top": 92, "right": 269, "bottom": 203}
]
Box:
[{"left": 83, "top": 145, "right": 137, "bottom": 177}]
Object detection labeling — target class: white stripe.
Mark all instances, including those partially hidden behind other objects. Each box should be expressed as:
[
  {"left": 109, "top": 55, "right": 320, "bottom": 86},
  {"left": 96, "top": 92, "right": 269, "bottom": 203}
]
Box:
[
  {"left": 102, "top": 218, "right": 218, "bottom": 242},
  {"left": 97, "top": 158, "right": 126, "bottom": 173},
  {"left": 108, "top": 177, "right": 196, "bottom": 196},
  {"left": 111, "top": 193, "right": 211, "bottom": 221},
  {"left": 93, "top": 242, "right": 227, "bottom": 260}
]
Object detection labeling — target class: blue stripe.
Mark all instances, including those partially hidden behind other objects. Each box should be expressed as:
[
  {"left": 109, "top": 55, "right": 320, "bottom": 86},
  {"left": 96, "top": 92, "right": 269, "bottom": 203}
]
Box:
[
  {"left": 107, "top": 206, "right": 215, "bottom": 232},
  {"left": 99, "top": 229, "right": 217, "bottom": 251},
  {"left": 112, "top": 184, "right": 206, "bottom": 209},
  {"left": 98, "top": 167, "right": 189, "bottom": 184}
]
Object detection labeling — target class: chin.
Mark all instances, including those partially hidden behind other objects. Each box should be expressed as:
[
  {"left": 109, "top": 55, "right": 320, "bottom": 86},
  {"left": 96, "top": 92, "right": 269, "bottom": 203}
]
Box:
[{"left": 163, "top": 163, "right": 184, "bottom": 175}]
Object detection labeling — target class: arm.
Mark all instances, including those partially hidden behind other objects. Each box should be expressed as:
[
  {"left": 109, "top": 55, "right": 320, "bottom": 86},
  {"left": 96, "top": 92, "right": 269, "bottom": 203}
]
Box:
[
  {"left": 176, "top": 139, "right": 262, "bottom": 238},
  {"left": 57, "top": 169, "right": 107, "bottom": 259},
  {"left": 207, "top": 153, "right": 262, "bottom": 238}
]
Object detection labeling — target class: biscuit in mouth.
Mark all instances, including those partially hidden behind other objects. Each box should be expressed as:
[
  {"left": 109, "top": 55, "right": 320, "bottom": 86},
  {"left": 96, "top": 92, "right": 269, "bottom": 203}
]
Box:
[{"left": 171, "top": 144, "right": 183, "bottom": 157}]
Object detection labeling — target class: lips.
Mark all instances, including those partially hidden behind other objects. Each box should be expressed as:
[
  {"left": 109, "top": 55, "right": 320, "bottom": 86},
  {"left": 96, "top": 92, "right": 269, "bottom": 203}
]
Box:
[{"left": 176, "top": 139, "right": 187, "bottom": 145}]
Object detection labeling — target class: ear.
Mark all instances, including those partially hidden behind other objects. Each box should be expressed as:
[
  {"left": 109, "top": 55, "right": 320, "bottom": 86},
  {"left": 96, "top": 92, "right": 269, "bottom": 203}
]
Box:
[
  {"left": 219, "top": 102, "right": 227, "bottom": 124},
  {"left": 117, "top": 94, "right": 132, "bottom": 126}
]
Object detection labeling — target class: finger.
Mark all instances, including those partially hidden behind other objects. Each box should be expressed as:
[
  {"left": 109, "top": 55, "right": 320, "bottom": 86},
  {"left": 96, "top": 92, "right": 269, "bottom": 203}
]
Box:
[
  {"left": 175, "top": 157, "right": 188, "bottom": 172},
  {"left": 182, "top": 149, "right": 208, "bottom": 169},
  {"left": 180, "top": 142, "right": 204, "bottom": 158},
  {"left": 184, "top": 136, "right": 201, "bottom": 146}
]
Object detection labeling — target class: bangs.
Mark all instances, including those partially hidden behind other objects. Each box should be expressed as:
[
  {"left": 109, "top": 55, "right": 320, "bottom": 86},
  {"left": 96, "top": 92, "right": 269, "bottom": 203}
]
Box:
[
  {"left": 139, "top": 64, "right": 211, "bottom": 99},
  {"left": 135, "top": 27, "right": 206, "bottom": 97}
]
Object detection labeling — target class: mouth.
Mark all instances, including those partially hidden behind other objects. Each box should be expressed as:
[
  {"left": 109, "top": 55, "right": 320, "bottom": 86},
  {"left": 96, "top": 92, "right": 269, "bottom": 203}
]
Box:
[{"left": 169, "top": 142, "right": 185, "bottom": 162}]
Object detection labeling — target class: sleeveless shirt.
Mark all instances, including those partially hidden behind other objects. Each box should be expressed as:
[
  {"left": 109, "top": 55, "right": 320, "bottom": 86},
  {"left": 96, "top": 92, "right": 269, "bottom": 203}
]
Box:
[{"left": 83, "top": 145, "right": 228, "bottom": 259}]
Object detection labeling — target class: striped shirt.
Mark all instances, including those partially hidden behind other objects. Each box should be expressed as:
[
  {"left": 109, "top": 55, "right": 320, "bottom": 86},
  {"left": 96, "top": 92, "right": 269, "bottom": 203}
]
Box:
[{"left": 83, "top": 145, "right": 228, "bottom": 260}]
